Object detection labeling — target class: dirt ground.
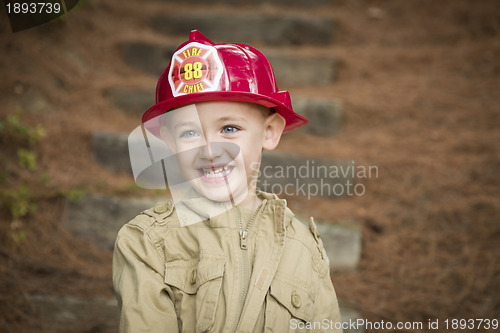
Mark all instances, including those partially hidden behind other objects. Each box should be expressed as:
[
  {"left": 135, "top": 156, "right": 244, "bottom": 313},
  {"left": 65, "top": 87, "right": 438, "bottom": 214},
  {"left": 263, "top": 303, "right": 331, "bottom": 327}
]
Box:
[{"left": 1, "top": 0, "right": 499, "bottom": 332}]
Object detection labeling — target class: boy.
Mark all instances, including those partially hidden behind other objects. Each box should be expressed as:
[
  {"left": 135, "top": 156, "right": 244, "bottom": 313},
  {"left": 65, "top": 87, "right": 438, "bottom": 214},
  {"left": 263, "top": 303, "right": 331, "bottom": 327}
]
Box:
[{"left": 113, "top": 30, "right": 343, "bottom": 332}]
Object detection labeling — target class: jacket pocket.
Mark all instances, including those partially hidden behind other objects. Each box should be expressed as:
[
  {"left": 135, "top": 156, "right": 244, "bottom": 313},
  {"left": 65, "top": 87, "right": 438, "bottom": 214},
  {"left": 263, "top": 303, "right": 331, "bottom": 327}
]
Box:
[
  {"left": 265, "top": 275, "right": 316, "bottom": 332},
  {"left": 165, "top": 255, "right": 225, "bottom": 332}
]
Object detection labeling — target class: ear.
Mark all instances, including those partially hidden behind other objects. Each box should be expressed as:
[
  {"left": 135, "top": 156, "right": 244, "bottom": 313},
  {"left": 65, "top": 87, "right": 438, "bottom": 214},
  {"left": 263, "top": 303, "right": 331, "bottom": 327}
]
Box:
[
  {"left": 160, "top": 126, "right": 177, "bottom": 153},
  {"left": 262, "top": 113, "right": 286, "bottom": 151}
]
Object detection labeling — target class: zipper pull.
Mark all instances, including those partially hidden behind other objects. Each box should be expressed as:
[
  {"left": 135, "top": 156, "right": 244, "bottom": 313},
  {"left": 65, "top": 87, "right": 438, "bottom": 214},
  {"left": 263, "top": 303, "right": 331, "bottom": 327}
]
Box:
[{"left": 239, "top": 230, "right": 248, "bottom": 250}]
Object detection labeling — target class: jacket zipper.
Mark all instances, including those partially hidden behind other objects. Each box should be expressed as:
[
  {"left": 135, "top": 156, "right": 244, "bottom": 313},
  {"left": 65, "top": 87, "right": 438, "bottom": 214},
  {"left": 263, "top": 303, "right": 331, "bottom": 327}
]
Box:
[{"left": 235, "top": 200, "right": 266, "bottom": 331}]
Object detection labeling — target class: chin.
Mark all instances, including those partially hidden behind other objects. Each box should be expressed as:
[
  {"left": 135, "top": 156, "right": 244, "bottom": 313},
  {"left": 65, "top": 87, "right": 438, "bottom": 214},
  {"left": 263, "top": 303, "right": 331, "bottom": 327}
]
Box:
[{"left": 194, "top": 177, "right": 248, "bottom": 204}]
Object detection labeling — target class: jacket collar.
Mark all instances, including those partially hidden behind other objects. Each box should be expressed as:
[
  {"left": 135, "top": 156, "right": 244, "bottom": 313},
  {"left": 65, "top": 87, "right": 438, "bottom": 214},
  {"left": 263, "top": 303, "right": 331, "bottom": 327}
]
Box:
[{"left": 173, "top": 190, "right": 293, "bottom": 229}]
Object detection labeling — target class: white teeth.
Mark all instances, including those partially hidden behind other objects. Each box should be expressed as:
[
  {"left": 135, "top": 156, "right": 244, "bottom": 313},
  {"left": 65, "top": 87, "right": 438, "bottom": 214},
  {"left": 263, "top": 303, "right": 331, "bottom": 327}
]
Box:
[{"left": 201, "top": 166, "right": 232, "bottom": 177}]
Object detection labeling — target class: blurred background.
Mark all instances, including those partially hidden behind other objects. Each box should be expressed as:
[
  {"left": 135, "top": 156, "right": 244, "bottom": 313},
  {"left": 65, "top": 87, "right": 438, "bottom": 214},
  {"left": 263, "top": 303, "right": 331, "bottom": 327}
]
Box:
[{"left": 1, "top": 0, "right": 499, "bottom": 332}]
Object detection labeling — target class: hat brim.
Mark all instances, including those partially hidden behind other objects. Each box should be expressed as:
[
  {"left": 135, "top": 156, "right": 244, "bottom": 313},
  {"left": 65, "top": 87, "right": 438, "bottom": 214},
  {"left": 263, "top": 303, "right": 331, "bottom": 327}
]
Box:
[{"left": 142, "top": 91, "right": 309, "bottom": 134}]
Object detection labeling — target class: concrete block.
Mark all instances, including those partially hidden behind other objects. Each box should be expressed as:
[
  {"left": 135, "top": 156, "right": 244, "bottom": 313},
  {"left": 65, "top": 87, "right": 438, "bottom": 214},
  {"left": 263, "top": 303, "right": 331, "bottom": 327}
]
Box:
[
  {"left": 90, "top": 131, "right": 131, "bottom": 175},
  {"left": 316, "top": 222, "right": 362, "bottom": 273},
  {"left": 267, "top": 52, "right": 337, "bottom": 86},
  {"left": 91, "top": 131, "right": 356, "bottom": 199},
  {"left": 28, "top": 294, "right": 118, "bottom": 333},
  {"left": 104, "top": 87, "right": 154, "bottom": 116},
  {"left": 259, "top": 151, "right": 355, "bottom": 199},
  {"left": 152, "top": 0, "right": 332, "bottom": 6},
  {"left": 64, "top": 193, "right": 360, "bottom": 272},
  {"left": 63, "top": 193, "right": 361, "bottom": 274},
  {"left": 28, "top": 294, "right": 362, "bottom": 333},
  {"left": 296, "top": 217, "right": 362, "bottom": 273},
  {"left": 261, "top": 0, "right": 333, "bottom": 6},
  {"left": 292, "top": 97, "right": 343, "bottom": 136},
  {"left": 63, "top": 195, "right": 158, "bottom": 250},
  {"left": 120, "top": 41, "right": 336, "bottom": 86},
  {"left": 121, "top": 41, "right": 176, "bottom": 76},
  {"left": 150, "top": 13, "right": 334, "bottom": 46},
  {"left": 339, "top": 300, "right": 366, "bottom": 333}
]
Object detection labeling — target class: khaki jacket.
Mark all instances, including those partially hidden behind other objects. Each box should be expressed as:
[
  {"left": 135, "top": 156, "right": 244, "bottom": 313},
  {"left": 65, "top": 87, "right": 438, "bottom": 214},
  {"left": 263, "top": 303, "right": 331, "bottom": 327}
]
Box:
[{"left": 113, "top": 192, "right": 342, "bottom": 332}]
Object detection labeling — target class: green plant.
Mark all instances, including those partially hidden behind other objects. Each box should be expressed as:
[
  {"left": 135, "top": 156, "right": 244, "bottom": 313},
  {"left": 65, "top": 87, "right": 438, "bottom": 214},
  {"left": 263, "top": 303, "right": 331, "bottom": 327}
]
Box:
[
  {"left": 17, "top": 149, "right": 37, "bottom": 171},
  {"left": 2, "top": 185, "right": 37, "bottom": 245},
  {"left": 9, "top": 220, "right": 26, "bottom": 245},
  {"left": 4, "top": 184, "right": 37, "bottom": 220},
  {"left": 0, "top": 111, "right": 45, "bottom": 246},
  {"left": 1, "top": 112, "right": 45, "bottom": 145},
  {"left": 1, "top": 112, "right": 45, "bottom": 173},
  {"left": 40, "top": 172, "right": 51, "bottom": 185},
  {"left": 65, "top": 188, "right": 87, "bottom": 202}
]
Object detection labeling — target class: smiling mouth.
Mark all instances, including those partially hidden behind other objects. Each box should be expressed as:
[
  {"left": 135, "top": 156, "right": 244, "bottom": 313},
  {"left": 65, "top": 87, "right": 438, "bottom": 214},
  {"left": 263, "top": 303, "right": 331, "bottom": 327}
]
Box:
[{"left": 198, "top": 165, "right": 235, "bottom": 182}]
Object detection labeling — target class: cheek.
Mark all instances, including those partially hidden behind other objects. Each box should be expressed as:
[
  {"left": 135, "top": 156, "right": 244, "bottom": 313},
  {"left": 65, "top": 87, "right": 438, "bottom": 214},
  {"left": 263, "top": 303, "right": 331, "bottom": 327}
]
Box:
[
  {"left": 175, "top": 138, "right": 202, "bottom": 150},
  {"left": 176, "top": 148, "right": 198, "bottom": 166},
  {"left": 234, "top": 128, "right": 265, "bottom": 168},
  {"left": 240, "top": 143, "right": 262, "bottom": 170}
]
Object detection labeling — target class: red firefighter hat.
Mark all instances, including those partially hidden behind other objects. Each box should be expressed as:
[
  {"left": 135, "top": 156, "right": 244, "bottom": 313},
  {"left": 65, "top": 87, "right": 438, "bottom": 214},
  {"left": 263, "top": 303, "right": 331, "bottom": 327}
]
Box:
[{"left": 142, "top": 30, "right": 308, "bottom": 132}]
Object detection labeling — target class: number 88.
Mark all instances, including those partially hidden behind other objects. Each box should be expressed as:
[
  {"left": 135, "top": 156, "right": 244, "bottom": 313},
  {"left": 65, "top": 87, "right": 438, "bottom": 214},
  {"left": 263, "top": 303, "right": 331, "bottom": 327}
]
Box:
[{"left": 184, "top": 62, "right": 203, "bottom": 80}]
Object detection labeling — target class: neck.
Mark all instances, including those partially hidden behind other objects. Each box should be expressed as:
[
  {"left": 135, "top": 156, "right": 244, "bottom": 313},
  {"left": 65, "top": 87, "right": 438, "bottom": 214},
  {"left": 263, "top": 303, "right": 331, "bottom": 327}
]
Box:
[{"left": 236, "top": 191, "right": 262, "bottom": 211}]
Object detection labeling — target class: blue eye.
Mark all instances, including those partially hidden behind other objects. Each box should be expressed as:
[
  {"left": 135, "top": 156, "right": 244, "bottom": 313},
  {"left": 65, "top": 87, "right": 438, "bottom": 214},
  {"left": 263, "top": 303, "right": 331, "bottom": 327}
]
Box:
[
  {"left": 180, "top": 130, "right": 199, "bottom": 138},
  {"left": 221, "top": 125, "right": 239, "bottom": 134}
]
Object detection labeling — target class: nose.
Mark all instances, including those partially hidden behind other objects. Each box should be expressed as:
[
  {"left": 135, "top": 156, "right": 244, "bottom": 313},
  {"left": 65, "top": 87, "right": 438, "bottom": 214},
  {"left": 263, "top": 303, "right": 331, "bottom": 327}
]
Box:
[
  {"left": 199, "top": 142, "right": 241, "bottom": 170},
  {"left": 199, "top": 140, "right": 224, "bottom": 161}
]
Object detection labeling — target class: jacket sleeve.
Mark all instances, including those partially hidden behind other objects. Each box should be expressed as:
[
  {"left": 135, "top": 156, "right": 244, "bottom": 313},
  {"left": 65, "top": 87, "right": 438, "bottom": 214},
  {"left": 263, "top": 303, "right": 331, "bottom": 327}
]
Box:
[
  {"left": 287, "top": 216, "right": 344, "bottom": 332},
  {"left": 315, "top": 272, "right": 343, "bottom": 332},
  {"left": 308, "top": 217, "right": 343, "bottom": 333},
  {"left": 112, "top": 221, "right": 178, "bottom": 333}
]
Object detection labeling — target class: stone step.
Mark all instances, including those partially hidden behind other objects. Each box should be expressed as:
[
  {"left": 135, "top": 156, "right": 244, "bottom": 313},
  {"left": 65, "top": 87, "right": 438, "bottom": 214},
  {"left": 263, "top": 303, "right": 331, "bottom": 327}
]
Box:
[
  {"left": 105, "top": 86, "right": 342, "bottom": 136},
  {"left": 258, "top": 151, "right": 355, "bottom": 199},
  {"left": 339, "top": 300, "right": 366, "bottom": 333},
  {"left": 63, "top": 194, "right": 158, "bottom": 250},
  {"left": 151, "top": 0, "right": 333, "bottom": 7},
  {"left": 64, "top": 194, "right": 361, "bottom": 273},
  {"left": 91, "top": 130, "right": 353, "bottom": 199},
  {"left": 150, "top": 13, "right": 334, "bottom": 47},
  {"left": 291, "top": 97, "right": 342, "bottom": 136},
  {"left": 28, "top": 294, "right": 118, "bottom": 333},
  {"left": 121, "top": 41, "right": 337, "bottom": 86},
  {"left": 301, "top": 218, "right": 362, "bottom": 273},
  {"left": 104, "top": 87, "right": 153, "bottom": 117},
  {"left": 90, "top": 131, "right": 132, "bottom": 174},
  {"left": 120, "top": 41, "right": 171, "bottom": 77},
  {"left": 265, "top": 51, "right": 337, "bottom": 87},
  {"left": 29, "top": 294, "right": 363, "bottom": 333}
]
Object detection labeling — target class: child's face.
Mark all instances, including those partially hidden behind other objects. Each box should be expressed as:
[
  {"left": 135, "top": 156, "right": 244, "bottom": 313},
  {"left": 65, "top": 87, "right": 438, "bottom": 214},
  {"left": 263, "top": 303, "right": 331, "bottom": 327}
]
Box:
[{"left": 161, "top": 101, "right": 281, "bottom": 204}]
